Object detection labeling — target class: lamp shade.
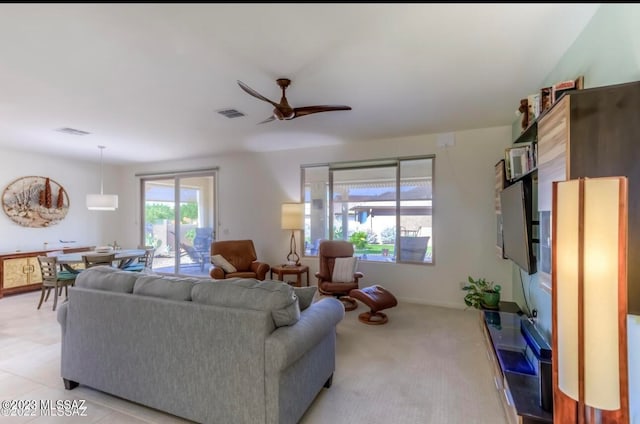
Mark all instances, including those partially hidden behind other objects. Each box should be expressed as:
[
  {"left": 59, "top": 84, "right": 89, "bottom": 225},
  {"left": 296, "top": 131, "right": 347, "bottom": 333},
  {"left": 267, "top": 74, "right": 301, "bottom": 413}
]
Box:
[
  {"left": 87, "top": 145, "right": 118, "bottom": 211},
  {"left": 281, "top": 203, "right": 304, "bottom": 230},
  {"left": 554, "top": 176, "right": 627, "bottom": 411},
  {"left": 86, "top": 194, "right": 119, "bottom": 211}
]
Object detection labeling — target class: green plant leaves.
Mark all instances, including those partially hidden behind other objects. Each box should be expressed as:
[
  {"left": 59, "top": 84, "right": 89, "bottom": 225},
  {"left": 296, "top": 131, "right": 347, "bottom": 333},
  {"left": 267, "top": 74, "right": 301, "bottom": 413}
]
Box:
[{"left": 461, "top": 276, "right": 501, "bottom": 309}]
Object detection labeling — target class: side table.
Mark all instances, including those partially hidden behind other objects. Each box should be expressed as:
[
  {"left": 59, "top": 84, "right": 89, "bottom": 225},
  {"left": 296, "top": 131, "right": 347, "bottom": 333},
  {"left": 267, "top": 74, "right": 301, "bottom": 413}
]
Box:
[{"left": 270, "top": 264, "right": 309, "bottom": 287}]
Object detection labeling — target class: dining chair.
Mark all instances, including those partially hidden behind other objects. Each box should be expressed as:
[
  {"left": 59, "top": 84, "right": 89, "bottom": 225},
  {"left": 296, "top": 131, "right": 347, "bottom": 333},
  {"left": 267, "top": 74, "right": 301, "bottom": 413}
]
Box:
[
  {"left": 36, "top": 256, "right": 77, "bottom": 311},
  {"left": 82, "top": 253, "right": 116, "bottom": 268},
  {"left": 122, "top": 246, "right": 155, "bottom": 272}
]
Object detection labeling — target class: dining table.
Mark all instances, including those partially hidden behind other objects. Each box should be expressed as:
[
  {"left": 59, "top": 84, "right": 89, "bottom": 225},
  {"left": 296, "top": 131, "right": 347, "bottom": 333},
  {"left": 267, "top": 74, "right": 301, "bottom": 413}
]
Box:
[{"left": 52, "top": 249, "right": 147, "bottom": 273}]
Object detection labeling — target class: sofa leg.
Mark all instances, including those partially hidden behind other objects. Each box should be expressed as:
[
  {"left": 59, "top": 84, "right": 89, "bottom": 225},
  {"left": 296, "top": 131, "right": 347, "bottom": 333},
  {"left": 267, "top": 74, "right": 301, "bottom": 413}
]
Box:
[
  {"left": 63, "top": 379, "right": 79, "bottom": 390},
  {"left": 323, "top": 374, "right": 333, "bottom": 388}
]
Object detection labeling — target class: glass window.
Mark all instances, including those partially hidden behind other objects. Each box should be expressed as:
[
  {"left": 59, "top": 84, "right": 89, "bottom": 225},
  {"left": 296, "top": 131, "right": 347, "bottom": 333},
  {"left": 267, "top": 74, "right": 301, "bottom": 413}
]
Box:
[
  {"left": 140, "top": 172, "right": 216, "bottom": 276},
  {"left": 302, "top": 156, "right": 433, "bottom": 264}
]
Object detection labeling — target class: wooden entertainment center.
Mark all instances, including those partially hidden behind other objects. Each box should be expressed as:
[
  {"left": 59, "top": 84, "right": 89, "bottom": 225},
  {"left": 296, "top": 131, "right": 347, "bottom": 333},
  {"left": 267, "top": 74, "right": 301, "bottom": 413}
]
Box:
[
  {"left": 480, "top": 302, "right": 552, "bottom": 424},
  {"left": 495, "top": 80, "right": 640, "bottom": 423},
  {"left": 501, "top": 80, "right": 640, "bottom": 313}
]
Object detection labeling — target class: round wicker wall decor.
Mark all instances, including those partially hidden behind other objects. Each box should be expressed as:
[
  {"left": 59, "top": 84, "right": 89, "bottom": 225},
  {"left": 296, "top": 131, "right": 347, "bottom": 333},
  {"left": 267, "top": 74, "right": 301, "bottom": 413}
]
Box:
[{"left": 2, "top": 176, "right": 70, "bottom": 227}]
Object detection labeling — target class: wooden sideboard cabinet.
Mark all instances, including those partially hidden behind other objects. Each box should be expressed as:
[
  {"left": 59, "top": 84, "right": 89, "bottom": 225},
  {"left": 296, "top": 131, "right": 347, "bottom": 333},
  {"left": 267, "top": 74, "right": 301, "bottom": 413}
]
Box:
[
  {"left": 0, "top": 246, "right": 93, "bottom": 298},
  {"left": 536, "top": 80, "right": 640, "bottom": 316}
]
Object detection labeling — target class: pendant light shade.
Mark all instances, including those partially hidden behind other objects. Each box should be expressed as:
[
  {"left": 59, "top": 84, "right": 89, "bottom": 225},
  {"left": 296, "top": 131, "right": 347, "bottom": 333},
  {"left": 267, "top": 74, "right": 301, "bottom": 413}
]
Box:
[
  {"left": 86, "top": 193, "right": 118, "bottom": 210},
  {"left": 87, "top": 145, "right": 118, "bottom": 211}
]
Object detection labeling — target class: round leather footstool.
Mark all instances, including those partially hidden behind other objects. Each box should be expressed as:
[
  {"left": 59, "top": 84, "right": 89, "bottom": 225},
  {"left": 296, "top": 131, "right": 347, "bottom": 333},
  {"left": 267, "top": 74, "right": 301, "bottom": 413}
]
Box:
[{"left": 349, "top": 285, "right": 398, "bottom": 325}]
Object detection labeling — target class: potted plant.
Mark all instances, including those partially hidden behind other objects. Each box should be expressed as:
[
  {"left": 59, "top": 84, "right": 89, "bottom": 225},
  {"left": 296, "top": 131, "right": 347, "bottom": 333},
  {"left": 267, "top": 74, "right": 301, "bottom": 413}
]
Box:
[{"left": 461, "top": 276, "right": 502, "bottom": 310}]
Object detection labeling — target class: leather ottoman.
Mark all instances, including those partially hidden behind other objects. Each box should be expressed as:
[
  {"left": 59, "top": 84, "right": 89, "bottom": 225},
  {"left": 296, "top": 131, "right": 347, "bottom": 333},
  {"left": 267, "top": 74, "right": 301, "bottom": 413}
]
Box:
[{"left": 349, "top": 285, "right": 398, "bottom": 325}]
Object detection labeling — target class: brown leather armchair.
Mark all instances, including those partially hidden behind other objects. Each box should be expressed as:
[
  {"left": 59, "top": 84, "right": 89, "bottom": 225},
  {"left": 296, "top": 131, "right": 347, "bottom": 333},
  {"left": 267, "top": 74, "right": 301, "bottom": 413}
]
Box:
[
  {"left": 315, "top": 240, "right": 363, "bottom": 311},
  {"left": 209, "top": 240, "right": 270, "bottom": 280}
]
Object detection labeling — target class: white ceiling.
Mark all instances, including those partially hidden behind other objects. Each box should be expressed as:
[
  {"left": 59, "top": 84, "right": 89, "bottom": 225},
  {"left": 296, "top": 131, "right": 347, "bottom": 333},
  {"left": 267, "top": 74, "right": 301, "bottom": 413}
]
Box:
[{"left": 0, "top": 4, "right": 600, "bottom": 165}]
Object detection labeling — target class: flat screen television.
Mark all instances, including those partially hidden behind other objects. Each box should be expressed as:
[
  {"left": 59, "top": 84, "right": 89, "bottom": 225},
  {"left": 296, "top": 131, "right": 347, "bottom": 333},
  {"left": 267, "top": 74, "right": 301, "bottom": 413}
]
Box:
[{"left": 500, "top": 180, "right": 536, "bottom": 274}]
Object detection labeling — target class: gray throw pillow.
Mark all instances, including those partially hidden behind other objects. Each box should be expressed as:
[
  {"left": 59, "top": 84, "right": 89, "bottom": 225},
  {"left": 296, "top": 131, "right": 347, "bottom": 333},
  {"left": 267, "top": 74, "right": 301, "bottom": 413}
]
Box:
[{"left": 294, "top": 286, "right": 317, "bottom": 311}]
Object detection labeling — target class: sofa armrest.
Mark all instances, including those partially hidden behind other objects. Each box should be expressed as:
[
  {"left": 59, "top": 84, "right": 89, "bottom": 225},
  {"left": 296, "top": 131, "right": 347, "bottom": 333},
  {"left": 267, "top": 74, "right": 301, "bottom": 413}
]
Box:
[
  {"left": 209, "top": 266, "right": 225, "bottom": 279},
  {"left": 265, "top": 297, "right": 344, "bottom": 372},
  {"left": 251, "top": 261, "right": 270, "bottom": 280},
  {"left": 56, "top": 301, "right": 68, "bottom": 338}
]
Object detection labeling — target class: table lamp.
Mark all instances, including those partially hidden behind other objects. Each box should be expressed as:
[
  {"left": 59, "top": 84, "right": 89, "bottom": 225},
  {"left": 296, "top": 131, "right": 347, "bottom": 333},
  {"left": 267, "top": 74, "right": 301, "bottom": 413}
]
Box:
[{"left": 281, "top": 203, "right": 304, "bottom": 266}]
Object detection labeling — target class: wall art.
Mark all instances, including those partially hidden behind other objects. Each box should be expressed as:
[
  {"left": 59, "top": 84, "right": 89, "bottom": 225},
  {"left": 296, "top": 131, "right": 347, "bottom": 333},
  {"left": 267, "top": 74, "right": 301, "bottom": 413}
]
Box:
[{"left": 2, "top": 176, "right": 70, "bottom": 227}]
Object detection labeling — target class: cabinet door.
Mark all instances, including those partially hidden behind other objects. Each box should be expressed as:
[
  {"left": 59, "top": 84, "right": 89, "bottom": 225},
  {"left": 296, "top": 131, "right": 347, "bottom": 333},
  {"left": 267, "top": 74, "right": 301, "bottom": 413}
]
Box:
[
  {"left": 537, "top": 96, "right": 569, "bottom": 211},
  {"left": 2, "top": 256, "right": 43, "bottom": 289},
  {"left": 28, "top": 257, "right": 43, "bottom": 284},
  {"left": 536, "top": 96, "right": 569, "bottom": 288},
  {"left": 2, "top": 258, "right": 31, "bottom": 289}
]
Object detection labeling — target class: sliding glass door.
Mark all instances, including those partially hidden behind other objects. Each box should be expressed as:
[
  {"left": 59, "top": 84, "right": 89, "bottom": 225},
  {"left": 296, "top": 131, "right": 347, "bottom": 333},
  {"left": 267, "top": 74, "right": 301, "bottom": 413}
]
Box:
[{"left": 140, "top": 171, "right": 216, "bottom": 276}]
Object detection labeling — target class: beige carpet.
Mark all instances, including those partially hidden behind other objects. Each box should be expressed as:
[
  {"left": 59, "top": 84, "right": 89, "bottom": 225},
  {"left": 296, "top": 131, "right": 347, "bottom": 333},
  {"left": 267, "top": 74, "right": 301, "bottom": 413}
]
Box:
[
  {"left": 0, "top": 291, "right": 507, "bottom": 423},
  {"left": 301, "top": 297, "right": 508, "bottom": 424}
]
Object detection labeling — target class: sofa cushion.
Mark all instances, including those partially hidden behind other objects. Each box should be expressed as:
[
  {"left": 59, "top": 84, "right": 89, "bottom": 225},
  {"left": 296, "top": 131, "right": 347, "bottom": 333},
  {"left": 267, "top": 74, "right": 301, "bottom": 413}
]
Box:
[
  {"left": 294, "top": 286, "right": 317, "bottom": 311},
  {"left": 191, "top": 278, "right": 300, "bottom": 327},
  {"left": 133, "top": 275, "right": 200, "bottom": 301},
  {"left": 74, "top": 266, "right": 138, "bottom": 293}
]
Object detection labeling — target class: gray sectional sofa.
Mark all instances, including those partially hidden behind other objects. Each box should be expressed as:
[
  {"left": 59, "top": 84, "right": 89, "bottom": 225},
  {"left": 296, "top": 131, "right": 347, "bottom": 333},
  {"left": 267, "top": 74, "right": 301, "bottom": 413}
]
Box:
[{"left": 57, "top": 267, "right": 345, "bottom": 424}]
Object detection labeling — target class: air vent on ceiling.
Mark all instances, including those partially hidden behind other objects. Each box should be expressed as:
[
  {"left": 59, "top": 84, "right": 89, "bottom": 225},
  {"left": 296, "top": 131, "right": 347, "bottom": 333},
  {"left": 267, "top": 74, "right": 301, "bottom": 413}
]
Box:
[
  {"left": 217, "top": 108, "right": 245, "bottom": 119},
  {"left": 55, "top": 127, "right": 91, "bottom": 136}
]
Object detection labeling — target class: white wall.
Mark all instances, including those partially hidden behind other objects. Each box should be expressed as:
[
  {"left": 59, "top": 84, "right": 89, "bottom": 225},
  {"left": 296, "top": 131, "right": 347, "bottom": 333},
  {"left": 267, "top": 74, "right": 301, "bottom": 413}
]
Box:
[
  {"left": 1, "top": 124, "right": 513, "bottom": 308},
  {"left": 118, "top": 125, "right": 513, "bottom": 308},
  {"left": 0, "top": 146, "right": 121, "bottom": 253}
]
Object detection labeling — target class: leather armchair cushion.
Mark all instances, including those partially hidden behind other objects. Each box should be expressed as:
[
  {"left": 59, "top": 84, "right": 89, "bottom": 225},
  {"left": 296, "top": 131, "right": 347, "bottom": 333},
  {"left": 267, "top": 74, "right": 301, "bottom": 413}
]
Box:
[{"left": 319, "top": 280, "right": 358, "bottom": 294}]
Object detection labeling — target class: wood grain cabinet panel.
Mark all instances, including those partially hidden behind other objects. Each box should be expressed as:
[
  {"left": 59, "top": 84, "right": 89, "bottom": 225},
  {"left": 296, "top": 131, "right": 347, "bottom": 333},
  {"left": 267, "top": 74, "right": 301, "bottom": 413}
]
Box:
[
  {"left": 535, "top": 81, "right": 640, "bottom": 424},
  {"left": 536, "top": 81, "right": 640, "bottom": 316},
  {"left": 537, "top": 96, "right": 568, "bottom": 212},
  {"left": 536, "top": 96, "right": 569, "bottom": 288},
  {"left": 2, "top": 257, "right": 42, "bottom": 289}
]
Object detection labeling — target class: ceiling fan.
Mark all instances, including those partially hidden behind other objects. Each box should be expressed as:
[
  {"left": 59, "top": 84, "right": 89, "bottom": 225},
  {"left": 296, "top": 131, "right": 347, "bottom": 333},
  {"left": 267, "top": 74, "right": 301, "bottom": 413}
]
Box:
[{"left": 237, "top": 78, "right": 351, "bottom": 124}]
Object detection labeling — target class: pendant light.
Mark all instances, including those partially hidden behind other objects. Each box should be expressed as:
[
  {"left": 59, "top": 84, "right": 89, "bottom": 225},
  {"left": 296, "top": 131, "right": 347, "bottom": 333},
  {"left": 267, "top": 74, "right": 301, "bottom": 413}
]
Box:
[{"left": 86, "top": 145, "right": 118, "bottom": 211}]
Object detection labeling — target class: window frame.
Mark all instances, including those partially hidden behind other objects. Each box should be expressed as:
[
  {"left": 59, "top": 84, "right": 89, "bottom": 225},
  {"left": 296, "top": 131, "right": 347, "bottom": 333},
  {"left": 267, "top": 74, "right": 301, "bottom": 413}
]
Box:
[{"left": 301, "top": 155, "right": 435, "bottom": 265}]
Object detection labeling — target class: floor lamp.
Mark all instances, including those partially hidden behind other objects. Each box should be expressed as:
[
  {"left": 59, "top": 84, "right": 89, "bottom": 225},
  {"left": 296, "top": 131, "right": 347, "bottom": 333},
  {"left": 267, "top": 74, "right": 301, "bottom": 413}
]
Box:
[
  {"left": 281, "top": 203, "right": 304, "bottom": 266},
  {"left": 552, "top": 177, "right": 629, "bottom": 424}
]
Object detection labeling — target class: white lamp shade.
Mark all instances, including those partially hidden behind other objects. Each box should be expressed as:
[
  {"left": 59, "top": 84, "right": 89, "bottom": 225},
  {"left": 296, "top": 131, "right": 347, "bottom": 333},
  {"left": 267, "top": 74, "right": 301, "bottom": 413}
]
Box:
[
  {"left": 86, "top": 194, "right": 119, "bottom": 211},
  {"left": 555, "top": 177, "right": 624, "bottom": 411},
  {"left": 281, "top": 203, "right": 304, "bottom": 230},
  {"left": 555, "top": 179, "right": 580, "bottom": 402}
]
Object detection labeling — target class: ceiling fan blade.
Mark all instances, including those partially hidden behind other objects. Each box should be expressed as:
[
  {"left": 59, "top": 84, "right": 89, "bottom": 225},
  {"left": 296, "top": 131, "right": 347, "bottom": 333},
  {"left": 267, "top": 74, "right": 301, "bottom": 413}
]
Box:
[
  {"left": 237, "top": 80, "right": 279, "bottom": 108},
  {"left": 293, "top": 105, "right": 352, "bottom": 118},
  {"left": 257, "top": 115, "right": 276, "bottom": 124}
]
